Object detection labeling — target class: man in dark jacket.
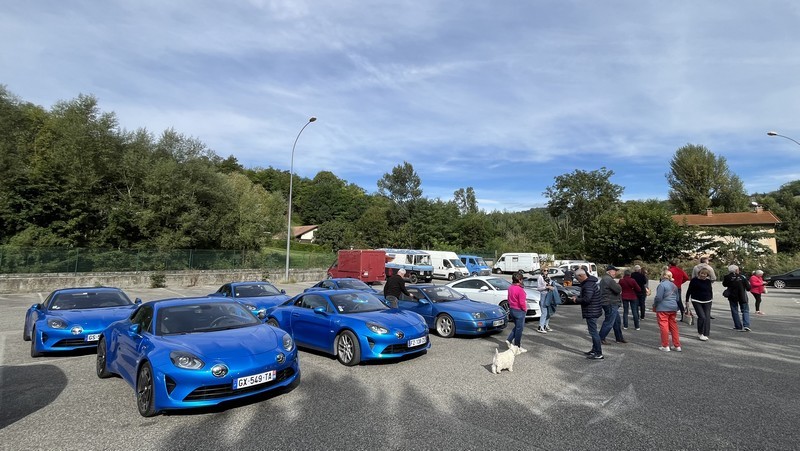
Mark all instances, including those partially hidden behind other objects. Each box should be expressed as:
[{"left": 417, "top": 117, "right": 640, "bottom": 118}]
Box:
[
  {"left": 599, "top": 265, "right": 626, "bottom": 344},
  {"left": 722, "top": 264, "right": 751, "bottom": 331},
  {"left": 384, "top": 268, "right": 414, "bottom": 301},
  {"left": 573, "top": 269, "right": 604, "bottom": 359},
  {"left": 631, "top": 265, "right": 649, "bottom": 320}
]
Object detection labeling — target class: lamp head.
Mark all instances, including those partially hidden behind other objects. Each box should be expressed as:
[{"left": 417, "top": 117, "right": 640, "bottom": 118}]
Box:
[
  {"left": 767, "top": 131, "right": 778, "bottom": 136},
  {"left": 309, "top": 117, "right": 317, "bottom": 122}
]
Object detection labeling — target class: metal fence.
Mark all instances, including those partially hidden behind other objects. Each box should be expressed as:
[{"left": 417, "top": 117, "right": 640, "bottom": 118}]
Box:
[{"left": 0, "top": 246, "right": 335, "bottom": 274}]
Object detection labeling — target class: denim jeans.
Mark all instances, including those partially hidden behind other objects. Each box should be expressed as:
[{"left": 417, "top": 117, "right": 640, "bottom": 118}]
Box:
[
  {"left": 622, "top": 299, "right": 639, "bottom": 329},
  {"left": 638, "top": 291, "right": 647, "bottom": 319},
  {"left": 692, "top": 301, "right": 712, "bottom": 337},
  {"left": 539, "top": 299, "right": 549, "bottom": 329},
  {"left": 507, "top": 308, "right": 526, "bottom": 346},
  {"left": 728, "top": 300, "right": 750, "bottom": 329},
  {"left": 585, "top": 317, "right": 602, "bottom": 355},
  {"left": 599, "top": 305, "right": 623, "bottom": 341}
]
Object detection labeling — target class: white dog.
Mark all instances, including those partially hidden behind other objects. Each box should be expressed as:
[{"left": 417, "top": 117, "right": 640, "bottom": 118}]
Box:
[{"left": 491, "top": 345, "right": 522, "bottom": 374}]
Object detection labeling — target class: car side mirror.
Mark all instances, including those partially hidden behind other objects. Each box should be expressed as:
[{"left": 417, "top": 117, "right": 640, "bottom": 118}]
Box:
[
  {"left": 281, "top": 289, "right": 286, "bottom": 294},
  {"left": 128, "top": 324, "right": 141, "bottom": 335},
  {"left": 257, "top": 309, "right": 267, "bottom": 320},
  {"left": 134, "top": 298, "right": 143, "bottom": 305},
  {"left": 417, "top": 298, "right": 430, "bottom": 305},
  {"left": 31, "top": 303, "right": 42, "bottom": 310},
  {"left": 313, "top": 306, "right": 327, "bottom": 315},
  {"left": 480, "top": 286, "right": 489, "bottom": 291}
]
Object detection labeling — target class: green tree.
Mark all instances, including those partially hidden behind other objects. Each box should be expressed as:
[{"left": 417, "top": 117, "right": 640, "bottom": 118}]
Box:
[
  {"left": 453, "top": 187, "right": 479, "bottom": 214},
  {"left": 667, "top": 144, "right": 749, "bottom": 214},
  {"left": 218, "top": 173, "right": 286, "bottom": 250},
  {"left": 543, "top": 167, "right": 624, "bottom": 247},
  {"left": 377, "top": 161, "right": 422, "bottom": 205},
  {"left": 755, "top": 181, "right": 800, "bottom": 254},
  {"left": 295, "top": 171, "right": 368, "bottom": 225}
]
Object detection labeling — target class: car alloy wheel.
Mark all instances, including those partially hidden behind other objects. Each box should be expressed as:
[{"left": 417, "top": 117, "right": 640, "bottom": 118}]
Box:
[
  {"left": 30, "top": 327, "right": 42, "bottom": 358},
  {"left": 774, "top": 280, "right": 786, "bottom": 289},
  {"left": 137, "top": 362, "right": 158, "bottom": 417},
  {"left": 96, "top": 338, "right": 112, "bottom": 378},
  {"left": 435, "top": 314, "right": 455, "bottom": 338},
  {"left": 336, "top": 330, "right": 361, "bottom": 366}
]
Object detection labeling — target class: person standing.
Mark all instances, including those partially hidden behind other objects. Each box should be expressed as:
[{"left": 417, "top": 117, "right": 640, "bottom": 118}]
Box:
[
  {"left": 562, "top": 266, "right": 575, "bottom": 287},
  {"left": 631, "top": 265, "right": 649, "bottom": 320},
  {"left": 685, "top": 268, "right": 714, "bottom": 341},
  {"left": 750, "top": 270, "right": 766, "bottom": 315},
  {"left": 723, "top": 265, "right": 751, "bottom": 331},
  {"left": 536, "top": 268, "right": 555, "bottom": 333},
  {"left": 653, "top": 270, "right": 682, "bottom": 352},
  {"left": 384, "top": 268, "right": 415, "bottom": 301},
  {"left": 599, "top": 265, "right": 626, "bottom": 344},
  {"left": 669, "top": 260, "right": 690, "bottom": 321},
  {"left": 619, "top": 269, "right": 642, "bottom": 330},
  {"left": 572, "top": 269, "right": 604, "bottom": 360},
  {"left": 505, "top": 272, "right": 529, "bottom": 352}
]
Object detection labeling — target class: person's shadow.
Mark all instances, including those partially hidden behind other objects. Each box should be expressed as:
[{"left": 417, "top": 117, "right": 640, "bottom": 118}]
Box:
[{"left": 1, "top": 364, "right": 68, "bottom": 428}]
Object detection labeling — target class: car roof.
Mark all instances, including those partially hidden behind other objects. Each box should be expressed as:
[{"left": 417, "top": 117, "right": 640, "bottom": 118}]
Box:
[
  {"left": 146, "top": 297, "right": 243, "bottom": 308},
  {"left": 52, "top": 286, "right": 124, "bottom": 294},
  {"left": 230, "top": 281, "right": 275, "bottom": 286}
]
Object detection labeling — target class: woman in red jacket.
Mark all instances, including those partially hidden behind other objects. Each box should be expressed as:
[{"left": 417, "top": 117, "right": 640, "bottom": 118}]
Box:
[
  {"left": 619, "top": 269, "right": 642, "bottom": 330},
  {"left": 750, "top": 270, "right": 766, "bottom": 315}
]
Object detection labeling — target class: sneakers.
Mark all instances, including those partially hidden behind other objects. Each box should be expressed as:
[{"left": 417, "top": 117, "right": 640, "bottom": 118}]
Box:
[
  {"left": 658, "top": 346, "right": 671, "bottom": 352},
  {"left": 545, "top": 325, "right": 553, "bottom": 332},
  {"left": 518, "top": 347, "right": 528, "bottom": 353},
  {"left": 536, "top": 327, "right": 548, "bottom": 334},
  {"left": 616, "top": 339, "right": 628, "bottom": 343},
  {"left": 587, "top": 354, "right": 604, "bottom": 360},
  {"left": 623, "top": 327, "right": 628, "bottom": 330},
  {"left": 601, "top": 339, "right": 609, "bottom": 345},
  {"left": 584, "top": 350, "right": 596, "bottom": 355},
  {"left": 671, "top": 346, "right": 682, "bottom": 352},
  {"left": 756, "top": 311, "right": 765, "bottom": 315},
  {"left": 505, "top": 340, "right": 513, "bottom": 348},
  {"left": 743, "top": 327, "right": 751, "bottom": 332},
  {"left": 635, "top": 328, "right": 641, "bottom": 331},
  {"left": 699, "top": 334, "right": 708, "bottom": 341}
]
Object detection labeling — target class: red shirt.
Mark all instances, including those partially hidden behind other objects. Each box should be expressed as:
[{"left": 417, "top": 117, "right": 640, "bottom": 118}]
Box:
[
  {"left": 669, "top": 265, "right": 690, "bottom": 287},
  {"left": 619, "top": 275, "right": 641, "bottom": 300}
]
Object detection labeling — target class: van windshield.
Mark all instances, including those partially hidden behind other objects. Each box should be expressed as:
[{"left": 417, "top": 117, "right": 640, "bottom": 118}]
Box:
[
  {"left": 475, "top": 258, "right": 487, "bottom": 266},
  {"left": 450, "top": 259, "right": 466, "bottom": 268}
]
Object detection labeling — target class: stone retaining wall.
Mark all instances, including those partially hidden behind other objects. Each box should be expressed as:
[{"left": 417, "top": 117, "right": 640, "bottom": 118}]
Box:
[{"left": 0, "top": 269, "right": 327, "bottom": 294}]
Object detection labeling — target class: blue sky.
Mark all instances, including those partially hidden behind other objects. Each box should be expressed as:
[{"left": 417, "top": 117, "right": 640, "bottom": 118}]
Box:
[{"left": 2, "top": 1, "right": 800, "bottom": 212}]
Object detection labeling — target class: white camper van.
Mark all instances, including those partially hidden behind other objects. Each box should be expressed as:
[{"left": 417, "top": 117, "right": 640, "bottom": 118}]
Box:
[
  {"left": 492, "top": 253, "right": 541, "bottom": 274},
  {"left": 422, "top": 250, "right": 470, "bottom": 281}
]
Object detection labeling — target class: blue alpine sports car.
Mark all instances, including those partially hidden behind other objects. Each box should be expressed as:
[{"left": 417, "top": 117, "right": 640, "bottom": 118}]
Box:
[
  {"left": 97, "top": 297, "right": 300, "bottom": 417},
  {"left": 208, "top": 281, "right": 291, "bottom": 311},
  {"left": 304, "top": 277, "right": 379, "bottom": 294},
  {"left": 23, "top": 286, "right": 141, "bottom": 358},
  {"left": 266, "top": 289, "right": 430, "bottom": 366},
  {"left": 400, "top": 284, "right": 507, "bottom": 338}
]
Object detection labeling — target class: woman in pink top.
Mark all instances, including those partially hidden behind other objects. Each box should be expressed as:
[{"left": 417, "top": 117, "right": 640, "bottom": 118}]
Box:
[
  {"left": 750, "top": 270, "right": 766, "bottom": 315},
  {"left": 505, "top": 273, "right": 529, "bottom": 353}
]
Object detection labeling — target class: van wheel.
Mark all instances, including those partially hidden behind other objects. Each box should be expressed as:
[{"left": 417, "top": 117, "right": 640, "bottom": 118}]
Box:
[
  {"left": 493, "top": 268, "right": 501, "bottom": 274},
  {"left": 447, "top": 274, "right": 455, "bottom": 281},
  {"left": 409, "top": 273, "right": 419, "bottom": 284}
]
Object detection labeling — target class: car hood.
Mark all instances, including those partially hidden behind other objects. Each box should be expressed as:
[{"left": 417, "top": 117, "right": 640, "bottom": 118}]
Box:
[
  {"left": 158, "top": 324, "right": 281, "bottom": 358},
  {"left": 48, "top": 306, "right": 135, "bottom": 328},
  {"left": 347, "top": 309, "right": 424, "bottom": 328},
  {"left": 438, "top": 300, "right": 503, "bottom": 316},
  {"left": 522, "top": 288, "right": 541, "bottom": 300}
]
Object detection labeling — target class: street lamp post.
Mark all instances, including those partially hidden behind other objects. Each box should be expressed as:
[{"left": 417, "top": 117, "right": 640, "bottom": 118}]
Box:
[
  {"left": 285, "top": 117, "right": 317, "bottom": 282},
  {"left": 767, "top": 131, "right": 800, "bottom": 147}
]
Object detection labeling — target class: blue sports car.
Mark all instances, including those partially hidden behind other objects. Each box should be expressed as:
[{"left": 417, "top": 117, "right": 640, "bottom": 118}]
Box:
[
  {"left": 266, "top": 289, "right": 430, "bottom": 366},
  {"left": 24, "top": 287, "right": 141, "bottom": 358},
  {"left": 208, "top": 281, "right": 291, "bottom": 311},
  {"left": 304, "top": 278, "right": 379, "bottom": 294},
  {"left": 97, "top": 297, "right": 300, "bottom": 417},
  {"left": 400, "top": 284, "right": 507, "bottom": 338}
]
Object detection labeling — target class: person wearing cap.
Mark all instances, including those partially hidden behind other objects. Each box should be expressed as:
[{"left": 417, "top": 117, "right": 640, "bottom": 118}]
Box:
[{"left": 599, "top": 265, "right": 627, "bottom": 344}]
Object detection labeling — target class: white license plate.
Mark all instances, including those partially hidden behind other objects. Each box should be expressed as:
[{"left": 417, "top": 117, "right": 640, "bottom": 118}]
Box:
[
  {"left": 408, "top": 336, "right": 427, "bottom": 347},
  {"left": 86, "top": 334, "right": 100, "bottom": 342},
  {"left": 492, "top": 319, "right": 504, "bottom": 327},
  {"left": 233, "top": 370, "right": 276, "bottom": 389}
]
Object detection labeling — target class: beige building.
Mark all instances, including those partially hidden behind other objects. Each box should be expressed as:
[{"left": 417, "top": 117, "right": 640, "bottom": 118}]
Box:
[{"left": 672, "top": 205, "right": 781, "bottom": 253}]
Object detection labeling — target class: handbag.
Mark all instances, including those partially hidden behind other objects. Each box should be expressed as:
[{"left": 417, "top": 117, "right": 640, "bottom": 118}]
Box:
[{"left": 722, "top": 288, "right": 730, "bottom": 298}]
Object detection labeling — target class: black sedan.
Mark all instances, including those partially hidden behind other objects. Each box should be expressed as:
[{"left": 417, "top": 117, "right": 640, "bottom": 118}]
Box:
[
  {"left": 522, "top": 278, "right": 582, "bottom": 305},
  {"left": 764, "top": 269, "right": 800, "bottom": 289}
]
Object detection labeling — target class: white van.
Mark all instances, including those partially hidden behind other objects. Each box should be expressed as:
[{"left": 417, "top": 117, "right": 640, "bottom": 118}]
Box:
[
  {"left": 422, "top": 250, "right": 470, "bottom": 281},
  {"left": 492, "top": 253, "right": 540, "bottom": 274},
  {"left": 558, "top": 261, "right": 598, "bottom": 278}
]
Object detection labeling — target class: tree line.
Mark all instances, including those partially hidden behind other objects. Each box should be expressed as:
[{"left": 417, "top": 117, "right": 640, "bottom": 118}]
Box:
[{"left": 2, "top": 86, "right": 799, "bottom": 272}]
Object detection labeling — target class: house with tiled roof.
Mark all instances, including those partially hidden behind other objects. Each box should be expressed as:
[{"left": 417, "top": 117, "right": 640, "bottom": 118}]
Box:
[
  {"left": 671, "top": 205, "right": 781, "bottom": 253},
  {"left": 291, "top": 225, "right": 319, "bottom": 243}
]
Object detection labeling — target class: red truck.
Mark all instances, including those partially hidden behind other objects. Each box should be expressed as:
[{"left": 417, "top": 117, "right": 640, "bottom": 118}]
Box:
[{"left": 327, "top": 250, "right": 387, "bottom": 284}]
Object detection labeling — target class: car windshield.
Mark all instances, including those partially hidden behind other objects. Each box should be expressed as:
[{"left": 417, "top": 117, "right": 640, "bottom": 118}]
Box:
[
  {"left": 486, "top": 278, "right": 512, "bottom": 290},
  {"left": 337, "top": 279, "right": 372, "bottom": 290},
  {"left": 234, "top": 283, "right": 282, "bottom": 297},
  {"left": 521, "top": 278, "right": 537, "bottom": 288},
  {"left": 330, "top": 293, "right": 388, "bottom": 314},
  {"left": 421, "top": 286, "right": 467, "bottom": 302},
  {"left": 156, "top": 302, "right": 259, "bottom": 335},
  {"left": 49, "top": 291, "right": 132, "bottom": 310}
]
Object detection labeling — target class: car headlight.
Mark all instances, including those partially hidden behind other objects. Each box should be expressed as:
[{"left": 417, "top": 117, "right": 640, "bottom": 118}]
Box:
[
  {"left": 170, "top": 351, "right": 204, "bottom": 370},
  {"left": 48, "top": 319, "right": 68, "bottom": 329},
  {"left": 367, "top": 323, "right": 389, "bottom": 334},
  {"left": 472, "top": 312, "right": 487, "bottom": 319},
  {"left": 282, "top": 333, "right": 294, "bottom": 351},
  {"left": 243, "top": 303, "right": 257, "bottom": 311}
]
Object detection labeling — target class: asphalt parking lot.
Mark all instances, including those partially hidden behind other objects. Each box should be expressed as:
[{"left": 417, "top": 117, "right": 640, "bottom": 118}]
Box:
[{"left": 2, "top": 281, "right": 800, "bottom": 450}]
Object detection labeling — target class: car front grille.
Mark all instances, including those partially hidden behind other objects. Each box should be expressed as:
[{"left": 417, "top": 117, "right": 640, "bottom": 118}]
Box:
[
  {"left": 383, "top": 340, "right": 428, "bottom": 355},
  {"left": 182, "top": 367, "right": 295, "bottom": 402},
  {"left": 53, "top": 338, "right": 93, "bottom": 347}
]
